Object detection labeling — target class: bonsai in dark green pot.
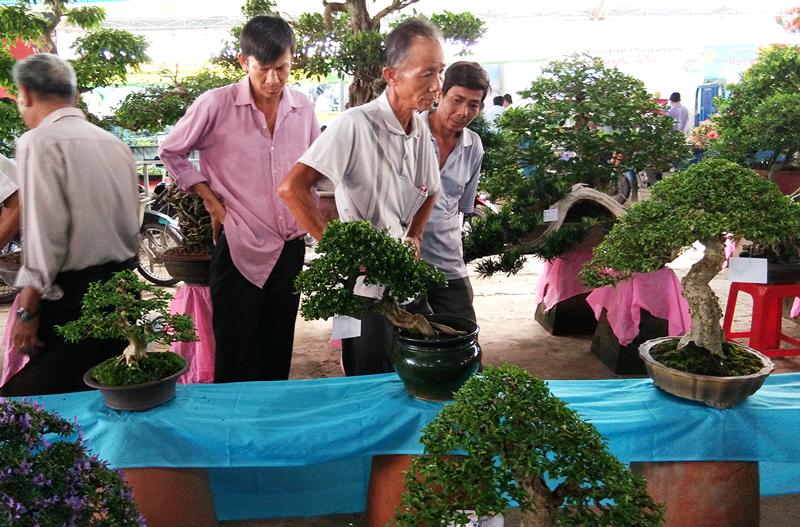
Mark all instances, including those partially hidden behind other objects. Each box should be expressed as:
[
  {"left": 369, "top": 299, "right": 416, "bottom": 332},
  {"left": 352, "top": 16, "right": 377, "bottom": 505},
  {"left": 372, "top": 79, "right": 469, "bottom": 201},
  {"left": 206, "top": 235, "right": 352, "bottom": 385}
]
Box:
[
  {"left": 582, "top": 158, "right": 800, "bottom": 408},
  {"left": 392, "top": 364, "right": 664, "bottom": 527},
  {"left": 56, "top": 269, "right": 198, "bottom": 411},
  {"left": 295, "top": 220, "right": 480, "bottom": 400}
]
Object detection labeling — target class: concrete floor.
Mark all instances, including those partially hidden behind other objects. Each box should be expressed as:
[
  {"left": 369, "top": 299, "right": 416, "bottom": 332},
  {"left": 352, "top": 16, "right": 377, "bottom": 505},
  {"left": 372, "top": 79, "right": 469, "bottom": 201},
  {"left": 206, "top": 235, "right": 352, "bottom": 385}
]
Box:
[{"left": 1, "top": 245, "right": 798, "bottom": 526}]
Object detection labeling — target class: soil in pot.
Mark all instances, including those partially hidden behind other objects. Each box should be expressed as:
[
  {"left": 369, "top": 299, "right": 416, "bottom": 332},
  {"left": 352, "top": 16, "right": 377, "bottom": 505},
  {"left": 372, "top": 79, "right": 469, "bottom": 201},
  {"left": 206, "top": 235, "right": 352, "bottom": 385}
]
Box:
[
  {"left": 90, "top": 351, "right": 186, "bottom": 386},
  {"left": 650, "top": 339, "right": 763, "bottom": 377}
]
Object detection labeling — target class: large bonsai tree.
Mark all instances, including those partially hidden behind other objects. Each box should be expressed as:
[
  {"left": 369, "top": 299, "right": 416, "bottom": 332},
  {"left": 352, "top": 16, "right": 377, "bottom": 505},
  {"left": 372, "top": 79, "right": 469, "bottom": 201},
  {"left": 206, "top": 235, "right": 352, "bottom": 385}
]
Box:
[
  {"left": 212, "top": 0, "right": 485, "bottom": 107},
  {"left": 0, "top": 0, "right": 149, "bottom": 148},
  {"left": 713, "top": 44, "right": 800, "bottom": 182},
  {"left": 464, "top": 53, "right": 691, "bottom": 276},
  {"left": 392, "top": 364, "right": 664, "bottom": 527},
  {"left": 295, "top": 219, "right": 460, "bottom": 338},
  {"left": 56, "top": 270, "right": 197, "bottom": 367},
  {"left": 582, "top": 158, "right": 800, "bottom": 358}
]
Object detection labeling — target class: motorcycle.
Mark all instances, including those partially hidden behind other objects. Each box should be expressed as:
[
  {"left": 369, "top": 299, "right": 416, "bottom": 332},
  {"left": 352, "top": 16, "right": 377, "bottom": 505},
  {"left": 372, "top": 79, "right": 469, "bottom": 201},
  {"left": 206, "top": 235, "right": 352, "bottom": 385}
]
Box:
[{"left": 138, "top": 207, "right": 182, "bottom": 287}]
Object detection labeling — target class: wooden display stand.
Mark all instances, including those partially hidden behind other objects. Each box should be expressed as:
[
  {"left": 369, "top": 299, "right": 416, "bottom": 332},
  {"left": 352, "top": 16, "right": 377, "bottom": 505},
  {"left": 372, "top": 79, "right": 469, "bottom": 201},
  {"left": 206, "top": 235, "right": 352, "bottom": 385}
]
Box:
[
  {"left": 534, "top": 292, "right": 597, "bottom": 336},
  {"left": 590, "top": 308, "right": 668, "bottom": 375}
]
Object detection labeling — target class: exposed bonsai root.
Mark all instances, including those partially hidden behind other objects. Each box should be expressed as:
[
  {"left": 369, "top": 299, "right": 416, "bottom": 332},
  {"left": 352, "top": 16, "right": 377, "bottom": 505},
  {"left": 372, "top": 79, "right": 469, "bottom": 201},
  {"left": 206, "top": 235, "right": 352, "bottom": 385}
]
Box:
[
  {"left": 374, "top": 298, "right": 467, "bottom": 338},
  {"left": 429, "top": 321, "right": 468, "bottom": 337}
]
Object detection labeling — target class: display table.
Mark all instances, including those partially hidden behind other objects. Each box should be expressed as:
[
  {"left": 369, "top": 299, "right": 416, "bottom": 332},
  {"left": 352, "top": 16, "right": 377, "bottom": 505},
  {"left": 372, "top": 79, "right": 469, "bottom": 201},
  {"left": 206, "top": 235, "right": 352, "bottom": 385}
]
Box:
[
  {"left": 586, "top": 267, "right": 691, "bottom": 346},
  {"left": 30, "top": 373, "right": 800, "bottom": 521},
  {"left": 169, "top": 284, "right": 215, "bottom": 384}
]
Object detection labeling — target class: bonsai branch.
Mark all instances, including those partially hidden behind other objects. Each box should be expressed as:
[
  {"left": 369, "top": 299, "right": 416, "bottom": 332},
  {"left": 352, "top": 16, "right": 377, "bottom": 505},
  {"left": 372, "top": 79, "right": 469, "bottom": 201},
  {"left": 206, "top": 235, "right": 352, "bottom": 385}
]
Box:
[{"left": 373, "top": 296, "right": 466, "bottom": 338}]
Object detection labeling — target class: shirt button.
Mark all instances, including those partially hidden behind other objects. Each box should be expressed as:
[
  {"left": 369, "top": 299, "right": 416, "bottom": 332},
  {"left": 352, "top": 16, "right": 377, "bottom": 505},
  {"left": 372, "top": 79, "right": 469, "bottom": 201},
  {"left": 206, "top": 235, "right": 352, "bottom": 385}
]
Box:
[{"left": 271, "top": 147, "right": 275, "bottom": 151}]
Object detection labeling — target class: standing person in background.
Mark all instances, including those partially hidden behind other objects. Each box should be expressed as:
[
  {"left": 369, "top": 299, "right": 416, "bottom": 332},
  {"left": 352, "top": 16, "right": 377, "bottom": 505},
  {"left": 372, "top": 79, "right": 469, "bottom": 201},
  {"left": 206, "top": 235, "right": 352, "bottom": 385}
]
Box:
[
  {"left": 668, "top": 92, "right": 691, "bottom": 136},
  {"left": 502, "top": 93, "right": 512, "bottom": 109},
  {"left": 484, "top": 95, "right": 506, "bottom": 122},
  {"left": 278, "top": 18, "right": 444, "bottom": 376},
  {"left": 420, "top": 61, "right": 489, "bottom": 323},
  {"left": 6, "top": 53, "right": 140, "bottom": 396},
  {"left": 0, "top": 155, "right": 20, "bottom": 249},
  {"left": 159, "top": 15, "right": 320, "bottom": 383}
]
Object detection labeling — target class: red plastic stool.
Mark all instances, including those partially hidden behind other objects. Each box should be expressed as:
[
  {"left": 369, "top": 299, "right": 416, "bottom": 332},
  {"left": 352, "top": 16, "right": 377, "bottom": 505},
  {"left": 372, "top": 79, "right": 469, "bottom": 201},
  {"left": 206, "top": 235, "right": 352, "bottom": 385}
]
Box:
[{"left": 722, "top": 282, "right": 800, "bottom": 357}]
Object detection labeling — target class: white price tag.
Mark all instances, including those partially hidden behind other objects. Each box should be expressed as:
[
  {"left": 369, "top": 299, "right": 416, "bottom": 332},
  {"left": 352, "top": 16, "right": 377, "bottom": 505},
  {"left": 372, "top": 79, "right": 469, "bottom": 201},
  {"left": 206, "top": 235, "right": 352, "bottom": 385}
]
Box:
[
  {"left": 728, "top": 257, "right": 768, "bottom": 284},
  {"left": 331, "top": 315, "right": 362, "bottom": 339},
  {"left": 543, "top": 207, "right": 559, "bottom": 223}
]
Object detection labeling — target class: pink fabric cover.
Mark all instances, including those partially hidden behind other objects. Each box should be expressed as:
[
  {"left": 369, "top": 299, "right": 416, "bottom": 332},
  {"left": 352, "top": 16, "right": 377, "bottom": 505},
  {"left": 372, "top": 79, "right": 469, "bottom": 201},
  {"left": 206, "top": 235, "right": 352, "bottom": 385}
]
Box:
[
  {"left": 586, "top": 267, "right": 691, "bottom": 347},
  {"left": 170, "top": 285, "right": 215, "bottom": 384},
  {"left": 1, "top": 296, "right": 26, "bottom": 387},
  {"left": 533, "top": 249, "right": 595, "bottom": 312},
  {"left": 791, "top": 297, "right": 800, "bottom": 318},
  {"left": 723, "top": 237, "right": 736, "bottom": 268}
]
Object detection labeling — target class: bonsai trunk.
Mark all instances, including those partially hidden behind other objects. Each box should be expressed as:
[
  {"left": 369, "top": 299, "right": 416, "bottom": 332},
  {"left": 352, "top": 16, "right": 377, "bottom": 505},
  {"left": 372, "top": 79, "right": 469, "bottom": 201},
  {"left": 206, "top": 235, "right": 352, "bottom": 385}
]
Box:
[
  {"left": 373, "top": 297, "right": 466, "bottom": 338},
  {"left": 678, "top": 237, "right": 726, "bottom": 357},
  {"left": 121, "top": 335, "right": 149, "bottom": 367},
  {"left": 518, "top": 475, "right": 561, "bottom": 527}
]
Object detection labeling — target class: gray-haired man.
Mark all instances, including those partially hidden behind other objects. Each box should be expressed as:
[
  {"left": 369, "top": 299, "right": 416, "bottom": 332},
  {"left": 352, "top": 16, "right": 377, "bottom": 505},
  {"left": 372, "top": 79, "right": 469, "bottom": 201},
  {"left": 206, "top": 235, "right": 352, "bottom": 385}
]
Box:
[{"left": 4, "top": 53, "right": 139, "bottom": 396}]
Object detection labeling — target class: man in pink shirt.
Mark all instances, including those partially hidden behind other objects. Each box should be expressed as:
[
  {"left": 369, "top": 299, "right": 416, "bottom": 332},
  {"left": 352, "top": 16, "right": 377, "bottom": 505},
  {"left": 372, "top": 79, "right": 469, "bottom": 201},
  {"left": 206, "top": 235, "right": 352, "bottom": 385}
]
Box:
[{"left": 159, "top": 15, "right": 320, "bottom": 383}]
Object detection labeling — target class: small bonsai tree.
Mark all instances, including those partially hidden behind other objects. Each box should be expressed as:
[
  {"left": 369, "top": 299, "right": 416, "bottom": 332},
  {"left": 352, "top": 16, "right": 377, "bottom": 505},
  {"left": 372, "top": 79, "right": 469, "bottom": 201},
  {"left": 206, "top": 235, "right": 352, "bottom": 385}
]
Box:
[
  {"left": 582, "top": 158, "right": 800, "bottom": 359},
  {"left": 56, "top": 269, "right": 197, "bottom": 368},
  {"left": 161, "top": 184, "right": 214, "bottom": 256},
  {"left": 295, "top": 219, "right": 459, "bottom": 338},
  {"left": 392, "top": 364, "right": 664, "bottom": 527},
  {"left": 713, "top": 44, "right": 800, "bottom": 182},
  {"left": 464, "top": 53, "right": 691, "bottom": 276}
]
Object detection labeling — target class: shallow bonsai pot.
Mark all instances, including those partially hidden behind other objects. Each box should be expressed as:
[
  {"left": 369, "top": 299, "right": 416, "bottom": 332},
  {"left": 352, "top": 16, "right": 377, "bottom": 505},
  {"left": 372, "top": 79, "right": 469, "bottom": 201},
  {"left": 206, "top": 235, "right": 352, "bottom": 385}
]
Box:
[
  {"left": 161, "top": 249, "right": 212, "bottom": 286},
  {"left": 639, "top": 337, "right": 774, "bottom": 410},
  {"left": 84, "top": 355, "right": 190, "bottom": 412},
  {"left": 391, "top": 314, "right": 481, "bottom": 402}
]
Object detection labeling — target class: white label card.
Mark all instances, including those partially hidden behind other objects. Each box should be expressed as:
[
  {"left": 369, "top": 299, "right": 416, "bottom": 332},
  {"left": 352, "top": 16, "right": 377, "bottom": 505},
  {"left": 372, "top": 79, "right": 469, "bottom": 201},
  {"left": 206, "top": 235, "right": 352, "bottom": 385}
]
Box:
[
  {"left": 728, "top": 257, "right": 768, "bottom": 284},
  {"left": 331, "top": 315, "right": 362, "bottom": 339},
  {"left": 543, "top": 207, "right": 559, "bottom": 223}
]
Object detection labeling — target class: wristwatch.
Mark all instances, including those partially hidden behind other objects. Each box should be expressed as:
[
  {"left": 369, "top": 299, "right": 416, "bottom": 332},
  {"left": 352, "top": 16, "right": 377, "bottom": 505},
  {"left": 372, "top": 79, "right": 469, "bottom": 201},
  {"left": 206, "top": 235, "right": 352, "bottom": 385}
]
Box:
[{"left": 16, "top": 306, "right": 40, "bottom": 322}]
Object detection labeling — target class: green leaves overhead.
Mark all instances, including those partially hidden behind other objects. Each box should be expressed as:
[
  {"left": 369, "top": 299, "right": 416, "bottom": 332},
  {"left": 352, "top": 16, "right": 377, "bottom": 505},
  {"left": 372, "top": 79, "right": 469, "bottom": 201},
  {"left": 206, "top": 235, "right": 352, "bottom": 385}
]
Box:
[
  {"left": 295, "top": 220, "right": 446, "bottom": 321},
  {"left": 70, "top": 29, "right": 150, "bottom": 92}
]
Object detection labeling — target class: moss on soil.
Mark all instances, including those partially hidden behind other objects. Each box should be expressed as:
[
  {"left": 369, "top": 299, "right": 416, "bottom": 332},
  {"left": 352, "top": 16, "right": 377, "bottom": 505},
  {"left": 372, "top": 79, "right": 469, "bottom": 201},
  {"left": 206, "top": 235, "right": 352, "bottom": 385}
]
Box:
[
  {"left": 92, "top": 351, "right": 185, "bottom": 386},
  {"left": 650, "top": 339, "right": 764, "bottom": 376}
]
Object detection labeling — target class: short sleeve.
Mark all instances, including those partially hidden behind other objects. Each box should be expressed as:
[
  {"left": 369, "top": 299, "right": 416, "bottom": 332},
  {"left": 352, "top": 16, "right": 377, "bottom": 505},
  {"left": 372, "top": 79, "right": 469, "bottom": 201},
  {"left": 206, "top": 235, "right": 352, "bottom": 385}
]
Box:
[{"left": 299, "top": 111, "right": 357, "bottom": 189}]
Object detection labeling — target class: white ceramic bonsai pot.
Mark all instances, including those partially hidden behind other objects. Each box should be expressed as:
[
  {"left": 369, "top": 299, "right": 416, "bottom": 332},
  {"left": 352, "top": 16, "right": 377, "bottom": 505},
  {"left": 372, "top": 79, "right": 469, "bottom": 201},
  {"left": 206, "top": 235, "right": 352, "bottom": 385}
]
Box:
[
  {"left": 639, "top": 337, "right": 774, "bottom": 410},
  {"left": 84, "top": 355, "right": 190, "bottom": 412}
]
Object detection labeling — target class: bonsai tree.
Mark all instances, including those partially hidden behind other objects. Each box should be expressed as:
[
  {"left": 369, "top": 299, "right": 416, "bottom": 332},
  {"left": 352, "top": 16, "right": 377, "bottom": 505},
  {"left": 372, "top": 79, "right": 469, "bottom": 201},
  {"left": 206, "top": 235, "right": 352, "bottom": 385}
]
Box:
[
  {"left": 295, "top": 219, "right": 461, "bottom": 338},
  {"left": 464, "top": 53, "right": 691, "bottom": 276},
  {"left": 713, "top": 44, "right": 800, "bottom": 182},
  {"left": 392, "top": 364, "right": 664, "bottom": 527},
  {"left": 161, "top": 184, "right": 214, "bottom": 256},
  {"left": 56, "top": 269, "right": 197, "bottom": 371},
  {"left": 582, "top": 158, "right": 800, "bottom": 360}
]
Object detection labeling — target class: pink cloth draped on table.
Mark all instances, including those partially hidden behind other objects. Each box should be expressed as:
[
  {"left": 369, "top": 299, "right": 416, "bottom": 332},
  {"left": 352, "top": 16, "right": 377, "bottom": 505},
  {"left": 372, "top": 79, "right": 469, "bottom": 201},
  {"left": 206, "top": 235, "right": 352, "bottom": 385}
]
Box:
[
  {"left": 1, "top": 296, "right": 26, "bottom": 387},
  {"left": 170, "top": 285, "right": 215, "bottom": 384},
  {"left": 533, "top": 249, "right": 595, "bottom": 312},
  {"left": 585, "top": 267, "right": 691, "bottom": 347}
]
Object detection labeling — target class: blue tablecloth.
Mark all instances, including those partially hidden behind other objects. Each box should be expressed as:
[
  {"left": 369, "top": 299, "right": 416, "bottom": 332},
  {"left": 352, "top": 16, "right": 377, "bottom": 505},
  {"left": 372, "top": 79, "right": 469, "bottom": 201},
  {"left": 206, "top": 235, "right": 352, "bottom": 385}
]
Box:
[{"left": 31, "top": 372, "right": 800, "bottom": 520}]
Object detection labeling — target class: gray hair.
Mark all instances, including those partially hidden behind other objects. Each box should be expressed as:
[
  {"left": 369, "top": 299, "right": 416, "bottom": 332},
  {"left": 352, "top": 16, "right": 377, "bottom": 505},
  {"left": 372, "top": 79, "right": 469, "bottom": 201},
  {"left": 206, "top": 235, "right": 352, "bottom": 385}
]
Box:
[
  {"left": 385, "top": 18, "right": 442, "bottom": 69},
  {"left": 13, "top": 53, "right": 77, "bottom": 102}
]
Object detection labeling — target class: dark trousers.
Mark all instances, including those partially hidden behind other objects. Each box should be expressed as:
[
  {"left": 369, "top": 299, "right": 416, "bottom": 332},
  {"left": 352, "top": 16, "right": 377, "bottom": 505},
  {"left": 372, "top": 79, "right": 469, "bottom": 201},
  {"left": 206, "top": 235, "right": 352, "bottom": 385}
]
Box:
[
  {"left": 341, "top": 296, "right": 431, "bottom": 376},
  {"left": 0, "top": 259, "right": 134, "bottom": 397},
  {"left": 210, "top": 233, "right": 305, "bottom": 383},
  {"left": 425, "top": 276, "right": 476, "bottom": 322}
]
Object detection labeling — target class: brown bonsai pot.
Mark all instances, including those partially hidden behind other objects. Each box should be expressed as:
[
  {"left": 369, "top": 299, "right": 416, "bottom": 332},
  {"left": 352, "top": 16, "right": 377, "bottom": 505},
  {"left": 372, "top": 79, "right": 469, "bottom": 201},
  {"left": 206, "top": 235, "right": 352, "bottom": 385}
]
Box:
[
  {"left": 160, "top": 248, "right": 211, "bottom": 286},
  {"left": 639, "top": 337, "right": 774, "bottom": 409}
]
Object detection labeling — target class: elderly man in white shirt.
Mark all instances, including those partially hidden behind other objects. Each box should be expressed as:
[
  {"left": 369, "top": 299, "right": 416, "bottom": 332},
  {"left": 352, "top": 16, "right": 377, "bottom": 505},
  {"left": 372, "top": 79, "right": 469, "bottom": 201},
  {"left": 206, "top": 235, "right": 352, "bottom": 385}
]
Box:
[
  {"left": 4, "top": 54, "right": 139, "bottom": 396},
  {"left": 279, "top": 18, "right": 444, "bottom": 376}
]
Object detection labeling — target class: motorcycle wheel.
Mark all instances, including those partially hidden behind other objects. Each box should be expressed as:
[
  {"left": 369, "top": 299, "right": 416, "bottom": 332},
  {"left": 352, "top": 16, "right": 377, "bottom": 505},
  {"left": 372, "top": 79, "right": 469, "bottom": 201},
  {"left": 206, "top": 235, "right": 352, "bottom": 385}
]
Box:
[
  {"left": 0, "top": 240, "right": 21, "bottom": 303},
  {"left": 138, "top": 224, "right": 181, "bottom": 287},
  {"left": 611, "top": 173, "right": 632, "bottom": 204}
]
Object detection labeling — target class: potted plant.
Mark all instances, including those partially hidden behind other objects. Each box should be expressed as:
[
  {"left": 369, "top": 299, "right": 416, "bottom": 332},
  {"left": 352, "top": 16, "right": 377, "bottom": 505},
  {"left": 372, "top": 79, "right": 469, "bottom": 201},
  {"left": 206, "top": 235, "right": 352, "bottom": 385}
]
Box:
[
  {"left": 0, "top": 397, "right": 144, "bottom": 525},
  {"left": 56, "top": 269, "right": 198, "bottom": 411},
  {"left": 391, "top": 364, "right": 664, "bottom": 527},
  {"left": 581, "top": 158, "right": 800, "bottom": 408},
  {"left": 158, "top": 184, "right": 214, "bottom": 285},
  {"left": 295, "top": 219, "right": 480, "bottom": 401},
  {"left": 713, "top": 44, "right": 800, "bottom": 190}
]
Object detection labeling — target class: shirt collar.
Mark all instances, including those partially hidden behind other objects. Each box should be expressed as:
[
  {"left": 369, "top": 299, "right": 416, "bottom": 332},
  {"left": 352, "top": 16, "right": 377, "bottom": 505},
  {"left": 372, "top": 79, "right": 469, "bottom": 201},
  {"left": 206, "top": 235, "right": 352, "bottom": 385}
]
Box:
[
  {"left": 234, "top": 77, "right": 305, "bottom": 111},
  {"left": 376, "top": 91, "right": 419, "bottom": 138},
  {"left": 39, "top": 107, "right": 86, "bottom": 127}
]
